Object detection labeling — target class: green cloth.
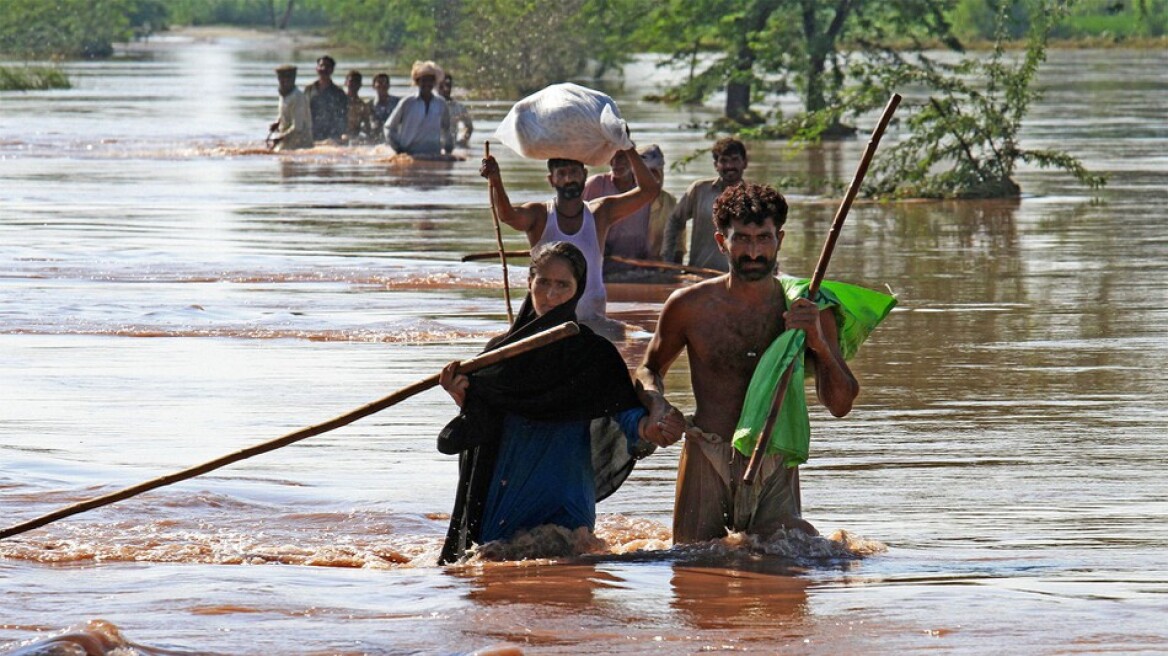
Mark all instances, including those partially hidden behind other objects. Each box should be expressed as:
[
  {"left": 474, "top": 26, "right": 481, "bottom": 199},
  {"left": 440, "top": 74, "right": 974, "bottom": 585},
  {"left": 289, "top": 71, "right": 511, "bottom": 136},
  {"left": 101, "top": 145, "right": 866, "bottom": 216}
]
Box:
[{"left": 730, "top": 276, "right": 897, "bottom": 467}]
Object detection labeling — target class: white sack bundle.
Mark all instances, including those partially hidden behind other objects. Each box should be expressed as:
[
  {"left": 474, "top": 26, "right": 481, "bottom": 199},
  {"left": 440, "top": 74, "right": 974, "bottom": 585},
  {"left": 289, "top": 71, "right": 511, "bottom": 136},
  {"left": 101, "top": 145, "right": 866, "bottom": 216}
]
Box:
[{"left": 493, "top": 83, "right": 634, "bottom": 167}]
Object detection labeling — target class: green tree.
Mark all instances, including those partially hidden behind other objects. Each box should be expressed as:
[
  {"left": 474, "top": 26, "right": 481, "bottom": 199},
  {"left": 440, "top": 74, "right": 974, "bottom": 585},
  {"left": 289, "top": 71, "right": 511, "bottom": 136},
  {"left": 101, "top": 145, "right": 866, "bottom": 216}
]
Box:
[
  {"left": 453, "top": 0, "right": 591, "bottom": 96},
  {"left": 640, "top": 0, "right": 959, "bottom": 129},
  {"left": 0, "top": 0, "right": 136, "bottom": 58},
  {"left": 856, "top": 0, "right": 1105, "bottom": 198},
  {"left": 309, "top": 0, "right": 651, "bottom": 96}
]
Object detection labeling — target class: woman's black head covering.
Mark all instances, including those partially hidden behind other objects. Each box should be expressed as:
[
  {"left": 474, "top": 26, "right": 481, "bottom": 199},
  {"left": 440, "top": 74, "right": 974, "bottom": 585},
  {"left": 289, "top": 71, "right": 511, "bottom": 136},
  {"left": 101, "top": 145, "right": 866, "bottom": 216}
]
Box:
[{"left": 436, "top": 242, "right": 649, "bottom": 564}]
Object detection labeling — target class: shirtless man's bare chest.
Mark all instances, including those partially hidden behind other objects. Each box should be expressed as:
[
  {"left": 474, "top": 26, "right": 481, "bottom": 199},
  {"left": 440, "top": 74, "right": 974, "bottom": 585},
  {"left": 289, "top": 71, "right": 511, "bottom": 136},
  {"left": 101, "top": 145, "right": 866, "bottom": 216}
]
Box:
[{"left": 683, "top": 278, "right": 786, "bottom": 436}]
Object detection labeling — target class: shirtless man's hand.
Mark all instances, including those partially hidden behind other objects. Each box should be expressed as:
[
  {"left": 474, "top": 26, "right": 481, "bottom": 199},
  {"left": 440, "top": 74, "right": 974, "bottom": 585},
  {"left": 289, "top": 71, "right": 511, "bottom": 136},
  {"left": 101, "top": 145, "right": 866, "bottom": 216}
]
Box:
[
  {"left": 637, "top": 389, "right": 685, "bottom": 447},
  {"left": 784, "top": 297, "right": 828, "bottom": 350}
]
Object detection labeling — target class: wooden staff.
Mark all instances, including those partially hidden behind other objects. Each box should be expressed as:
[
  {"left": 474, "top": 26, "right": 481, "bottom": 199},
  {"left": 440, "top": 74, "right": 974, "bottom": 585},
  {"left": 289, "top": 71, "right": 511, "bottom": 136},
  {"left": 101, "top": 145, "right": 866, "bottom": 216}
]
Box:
[
  {"left": 461, "top": 250, "right": 531, "bottom": 263},
  {"left": 0, "top": 322, "right": 580, "bottom": 540},
  {"left": 605, "top": 256, "right": 723, "bottom": 278},
  {"left": 484, "top": 141, "right": 515, "bottom": 323},
  {"left": 743, "top": 93, "right": 901, "bottom": 485},
  {"left": 463, "top": 251, "right": 722, "bottom": 279}
]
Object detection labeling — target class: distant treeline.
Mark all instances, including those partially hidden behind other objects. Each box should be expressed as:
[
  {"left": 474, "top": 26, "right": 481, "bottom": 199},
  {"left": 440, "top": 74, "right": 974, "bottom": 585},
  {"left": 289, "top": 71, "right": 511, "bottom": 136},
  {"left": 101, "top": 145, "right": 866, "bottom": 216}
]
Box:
[
  {"left": 2, "top": 0, "right": 1163, "bottom": 61},
  {"left": 0, "top": 0, "right": 1146, "bottom": 199}
]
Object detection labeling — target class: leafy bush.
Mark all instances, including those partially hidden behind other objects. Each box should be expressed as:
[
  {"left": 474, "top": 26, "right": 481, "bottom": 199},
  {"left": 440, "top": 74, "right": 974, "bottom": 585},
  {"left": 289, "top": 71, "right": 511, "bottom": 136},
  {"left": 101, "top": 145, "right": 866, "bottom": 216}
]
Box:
[
  {"left": 854, "top": 0, "right": 1105, "bottom": 198},
  {"left": 0, "top": 65, "right": 71, "bottom": 90},
  {"left": 0, "top": 0, "right": 136, "bottom": 58}
]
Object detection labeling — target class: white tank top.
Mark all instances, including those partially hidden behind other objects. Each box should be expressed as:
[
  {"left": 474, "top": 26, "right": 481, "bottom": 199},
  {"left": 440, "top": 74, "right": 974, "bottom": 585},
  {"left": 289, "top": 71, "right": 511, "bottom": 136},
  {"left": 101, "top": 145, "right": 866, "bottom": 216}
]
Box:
[{"left": 538, "top": 201, "right": 607, "bottom": 320}]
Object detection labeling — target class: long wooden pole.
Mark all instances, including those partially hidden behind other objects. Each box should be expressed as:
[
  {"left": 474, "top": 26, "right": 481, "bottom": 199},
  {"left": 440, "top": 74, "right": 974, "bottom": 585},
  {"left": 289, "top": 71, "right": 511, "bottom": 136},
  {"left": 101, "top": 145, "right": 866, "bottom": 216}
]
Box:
[
  {"left": 462, "top": 251, "right": 722, "bottom": 279},
  {"left": 742, "top": 93, "right": 901, "bottom": 485},
  {"left": 462, "top": 250, "right": 531, "bottom": 263},
  {"left": 0, "top": 322, "right": 580, "bottom": 540},
  {"left": 605, "top": 256, "right": 723, "bottom": 278},
  {"left": 484, "top": 141, "right": 515, "bottom": 323}
]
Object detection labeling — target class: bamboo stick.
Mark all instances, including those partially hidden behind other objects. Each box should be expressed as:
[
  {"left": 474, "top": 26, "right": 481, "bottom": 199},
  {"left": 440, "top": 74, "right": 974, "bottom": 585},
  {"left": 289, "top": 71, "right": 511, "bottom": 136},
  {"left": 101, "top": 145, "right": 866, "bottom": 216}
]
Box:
[
  {"left": 484, "top": 141, "right": 514, "bottom": 323},
  {"left": 0, "top": 323, "right": 580, "bottom": 540},
  {"left": 743, "top": 93, "right": 902, "bottom": 485}
]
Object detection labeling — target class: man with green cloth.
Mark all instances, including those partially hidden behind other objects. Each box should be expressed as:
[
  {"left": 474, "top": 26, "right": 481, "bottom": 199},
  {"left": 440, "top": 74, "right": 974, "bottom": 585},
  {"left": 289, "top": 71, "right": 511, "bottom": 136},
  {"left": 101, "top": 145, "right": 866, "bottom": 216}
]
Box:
[{"left": 636, "top": 182, "right": 896, "bottom": 542}]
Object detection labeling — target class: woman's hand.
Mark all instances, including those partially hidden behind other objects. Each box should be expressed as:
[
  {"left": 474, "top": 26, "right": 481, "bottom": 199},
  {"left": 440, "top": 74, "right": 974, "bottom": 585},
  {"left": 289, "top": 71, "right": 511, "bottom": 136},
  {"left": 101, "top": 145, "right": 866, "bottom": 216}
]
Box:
[{"left": 439, "top": 361, "right": 469, "bottom": 408}]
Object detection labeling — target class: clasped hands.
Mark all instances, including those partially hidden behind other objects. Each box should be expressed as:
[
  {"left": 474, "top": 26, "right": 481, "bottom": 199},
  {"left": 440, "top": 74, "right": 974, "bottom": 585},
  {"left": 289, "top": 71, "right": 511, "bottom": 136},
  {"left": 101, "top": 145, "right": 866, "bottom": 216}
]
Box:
[
  {"left": 639, "top": 390, "right": 685, "bottom": 448},
  {"left": 441, "top": 360, "right": 686, "bottom": 448}
]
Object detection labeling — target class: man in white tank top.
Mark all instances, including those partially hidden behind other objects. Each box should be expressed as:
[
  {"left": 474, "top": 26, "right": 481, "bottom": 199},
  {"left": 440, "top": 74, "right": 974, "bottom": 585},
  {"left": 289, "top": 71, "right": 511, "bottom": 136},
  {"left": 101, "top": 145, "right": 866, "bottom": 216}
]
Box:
[{"left": 480, "top": 146, "right": 661, "bottom": 322}]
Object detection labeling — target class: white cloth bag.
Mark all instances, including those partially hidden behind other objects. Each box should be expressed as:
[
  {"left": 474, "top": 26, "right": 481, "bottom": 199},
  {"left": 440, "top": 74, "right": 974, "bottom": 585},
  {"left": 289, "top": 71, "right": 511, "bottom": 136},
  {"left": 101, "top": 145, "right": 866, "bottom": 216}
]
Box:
[{"left": 493, "top": 83, "right": 634, "bottom": 166}]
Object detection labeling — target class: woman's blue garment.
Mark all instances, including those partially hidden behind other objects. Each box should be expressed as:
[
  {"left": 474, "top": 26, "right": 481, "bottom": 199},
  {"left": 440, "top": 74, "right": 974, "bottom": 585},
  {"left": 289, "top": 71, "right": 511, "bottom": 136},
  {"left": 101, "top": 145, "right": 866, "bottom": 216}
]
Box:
[{"left": 480, "top": 407, "right": 646, "bottom": 542}]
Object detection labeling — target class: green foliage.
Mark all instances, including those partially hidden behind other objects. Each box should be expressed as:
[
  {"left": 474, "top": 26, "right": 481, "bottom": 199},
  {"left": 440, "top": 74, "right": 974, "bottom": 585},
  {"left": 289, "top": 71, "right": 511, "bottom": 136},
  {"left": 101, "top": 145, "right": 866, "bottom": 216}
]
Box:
[
  {"left": 640, "top": 0, "right": 961, "bottom": 125},
  {"left": 1059, "top": 0, "right": 1168, "bottom": 38},
  {"left": 0, "top": 65, "right": 71, "bottom": 90},
  {"left": 948, "top": 0, "right": 1167, "bottom": 40},
  {"left": 308, "top": 0, "right": 651, "bottom": 96},
  {"left": 302, "top": 0, "right": 429, "bottom": 53},
  {"left": 637, "top": 0, "right": 793, "bottom": 119},
  {"left": 453, "top": 0, "right": 591, "bottom": 96},
  {"left": 948, "top": 0, "right": 1031, "bottom": 40},
  {"left": 0, "top": 0, "right": 137, "bottom": 58},
  {"left": 853, "top": 0, "right": 1105, "bottom": 198},
  {"left": 167, "top": 1, "right": 326, "bottom": 27}
]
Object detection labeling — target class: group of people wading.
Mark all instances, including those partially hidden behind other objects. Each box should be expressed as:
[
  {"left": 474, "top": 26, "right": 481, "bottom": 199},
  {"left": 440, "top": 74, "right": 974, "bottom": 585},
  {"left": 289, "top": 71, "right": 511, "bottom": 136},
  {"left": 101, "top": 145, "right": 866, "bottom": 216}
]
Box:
[
  {"left": 270, "top": 55, "right": 472, "bottom": 155},
  {"left": 274, "top": 62, "right": 895, "bottom": 561},
  {"left": 435, "top": 133, "right": 896, "bottom": 562}
]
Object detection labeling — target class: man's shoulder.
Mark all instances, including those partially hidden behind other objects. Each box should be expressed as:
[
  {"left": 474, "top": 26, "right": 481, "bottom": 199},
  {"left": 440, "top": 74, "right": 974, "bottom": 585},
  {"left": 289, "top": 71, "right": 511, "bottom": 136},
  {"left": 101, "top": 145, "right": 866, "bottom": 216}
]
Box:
[
  {"left": 682, "top": 177, "right": 718, "bottom": 195},
  {"left": 665, "top": 275, "right": 726, "bottom": 310},
  {"left": 584, "top": 173, "right": 612, "bottom": 194}
]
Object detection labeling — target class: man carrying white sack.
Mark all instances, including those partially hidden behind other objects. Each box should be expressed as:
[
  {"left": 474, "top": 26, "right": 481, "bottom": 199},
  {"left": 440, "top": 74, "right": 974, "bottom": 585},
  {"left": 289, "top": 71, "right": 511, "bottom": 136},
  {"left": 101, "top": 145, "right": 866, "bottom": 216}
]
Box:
[
  {"left": 480, "top": 149, "right": 659, "bottom": 323},
  {"left": 481, "top": 84, "right": 660, "bottom": 323}
]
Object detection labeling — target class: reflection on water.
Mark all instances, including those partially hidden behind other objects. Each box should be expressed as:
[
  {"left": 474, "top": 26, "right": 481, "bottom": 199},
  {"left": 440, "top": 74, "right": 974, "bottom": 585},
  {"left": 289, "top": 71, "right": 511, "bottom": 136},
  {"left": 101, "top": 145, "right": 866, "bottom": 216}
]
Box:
[
  {"left": 669, "top": 564, "right": 809, "bottom": 630},
  {"left": 2, "top": 31, "right": 1167, "bottom": 655}
]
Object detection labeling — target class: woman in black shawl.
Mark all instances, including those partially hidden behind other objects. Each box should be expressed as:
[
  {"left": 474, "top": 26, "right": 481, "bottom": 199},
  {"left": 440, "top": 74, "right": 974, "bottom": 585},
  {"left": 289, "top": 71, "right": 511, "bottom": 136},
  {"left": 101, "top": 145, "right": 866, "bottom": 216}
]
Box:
[{"left": 437, "top": 242, "right": 683, "bottom": 564}]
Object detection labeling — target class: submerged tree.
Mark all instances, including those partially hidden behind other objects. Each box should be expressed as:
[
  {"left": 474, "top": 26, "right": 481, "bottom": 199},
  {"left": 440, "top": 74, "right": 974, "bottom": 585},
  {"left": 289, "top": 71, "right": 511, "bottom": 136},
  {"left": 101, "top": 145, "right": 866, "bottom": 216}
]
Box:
[
  {"left": 855, "top": 0, "right": 1105, "bottom": 198},
  {"left": 639, "top": 0, "right": 958, "bottom": 129}
]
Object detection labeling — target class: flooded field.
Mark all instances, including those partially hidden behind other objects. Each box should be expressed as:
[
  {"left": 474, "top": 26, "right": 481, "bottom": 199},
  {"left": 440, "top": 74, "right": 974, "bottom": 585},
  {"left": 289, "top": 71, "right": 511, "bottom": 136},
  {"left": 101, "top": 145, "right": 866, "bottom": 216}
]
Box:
[{"left": 1, "top": 32, "right": 1166, "bottom": 655}]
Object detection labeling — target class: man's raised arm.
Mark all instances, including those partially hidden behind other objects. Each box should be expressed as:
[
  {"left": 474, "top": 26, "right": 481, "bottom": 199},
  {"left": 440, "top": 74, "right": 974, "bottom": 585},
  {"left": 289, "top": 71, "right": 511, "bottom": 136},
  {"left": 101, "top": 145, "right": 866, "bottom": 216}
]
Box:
[
  {"left": 480, "top": 154, "right": 543, "bottom": 239},
  {"left": 593, "top": 145, "right": 661, "bottom": 229}
]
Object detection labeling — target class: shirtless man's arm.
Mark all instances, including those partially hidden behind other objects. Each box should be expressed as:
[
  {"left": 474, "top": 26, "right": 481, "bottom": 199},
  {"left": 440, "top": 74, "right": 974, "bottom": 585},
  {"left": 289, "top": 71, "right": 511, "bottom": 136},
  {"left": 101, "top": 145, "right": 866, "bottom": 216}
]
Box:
[
  {"left": 590, "top": 146, "right": 661, "bottom": 231},
  {"left": 480, "top": 155, "right": 548, "bottom": 246},
  {"left": 635, "top": 287, "right": 693, "bottom": 448}
]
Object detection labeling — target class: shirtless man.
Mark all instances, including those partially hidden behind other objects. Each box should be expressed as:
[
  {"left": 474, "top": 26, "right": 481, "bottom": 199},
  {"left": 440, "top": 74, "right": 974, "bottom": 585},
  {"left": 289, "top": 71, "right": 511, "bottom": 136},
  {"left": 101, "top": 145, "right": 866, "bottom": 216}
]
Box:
[
  {"left": 636, "top": 182, "right": 859, "bottom": 542},
  {"left": 479, "top": 147, "right": 661, "bottom": 322}
]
